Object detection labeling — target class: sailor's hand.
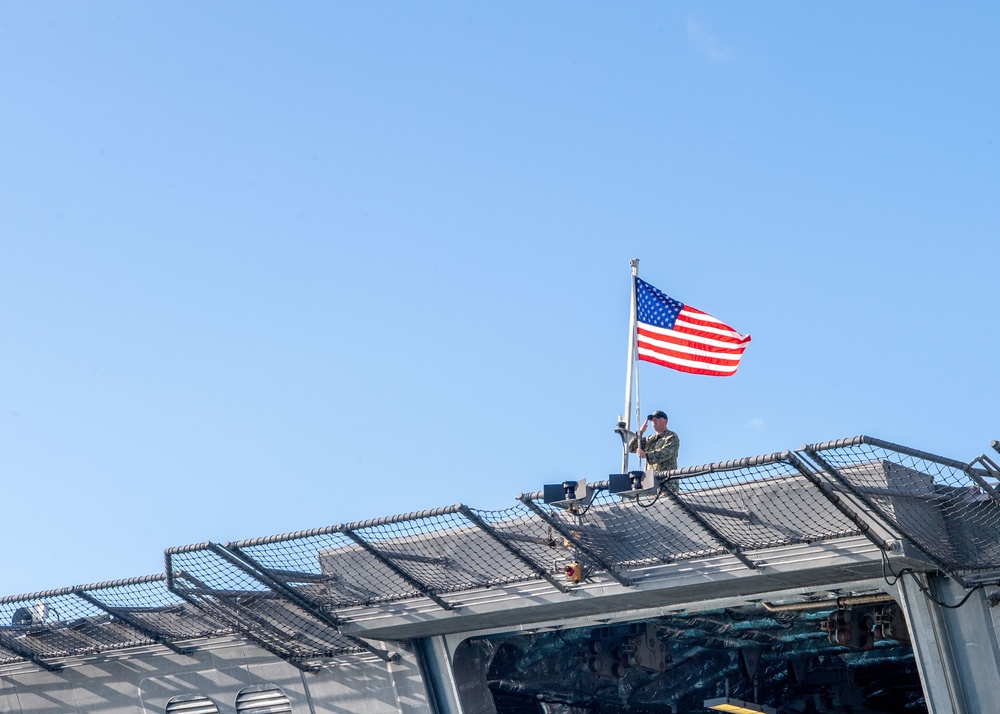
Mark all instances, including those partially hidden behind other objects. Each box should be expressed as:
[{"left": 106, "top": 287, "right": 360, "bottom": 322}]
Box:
[
  {"left": 637, "top": 449, "right": 647, "bottom": 459},
  {"left": 638, "top": 419, "right": 649, "bottom": 434}
]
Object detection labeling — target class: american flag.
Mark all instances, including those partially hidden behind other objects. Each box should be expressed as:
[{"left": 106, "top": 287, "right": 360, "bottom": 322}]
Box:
[{"left": 635, "top": 277, "right": 751, "bottom": 377}]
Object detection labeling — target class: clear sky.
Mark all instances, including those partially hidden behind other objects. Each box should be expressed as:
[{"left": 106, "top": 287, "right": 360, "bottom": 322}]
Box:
[{"left": 2, "top": 3, "right": 998, "bottom": 596}]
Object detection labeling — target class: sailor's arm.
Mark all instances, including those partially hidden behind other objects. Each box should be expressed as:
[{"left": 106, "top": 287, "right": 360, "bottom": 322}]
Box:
[
  {"left": 629, "top": 419, "right": 650, "bottom": 457},
  {"left": 646, "top": 432, "right": 679, "bottom": 469}
]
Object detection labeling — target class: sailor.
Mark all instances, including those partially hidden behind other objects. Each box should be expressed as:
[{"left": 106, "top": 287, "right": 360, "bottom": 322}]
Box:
[{"left": 629, "top": 410, "right": 680, "bottom": 475}]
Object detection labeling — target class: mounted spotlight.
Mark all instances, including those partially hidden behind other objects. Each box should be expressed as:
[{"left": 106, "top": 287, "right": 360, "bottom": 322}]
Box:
[
  {"left": 542, "top": 478, "right": 594, "bottom": 509},
  {"left": 703, "top": 697, "right": 776, "bottom": 714},
  {"left": 608, "top": 471, "right": 656, "bottom": 498}
]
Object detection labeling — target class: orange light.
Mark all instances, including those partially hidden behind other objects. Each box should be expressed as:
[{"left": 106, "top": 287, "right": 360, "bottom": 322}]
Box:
[{"left": 703, "top": 697, "right": 776, "bottom": 714}]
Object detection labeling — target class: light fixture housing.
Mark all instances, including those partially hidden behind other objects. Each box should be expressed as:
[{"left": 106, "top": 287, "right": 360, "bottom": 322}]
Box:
[
  {"left": 608, "top": 470, "right": 657, "bottom": 497},
  {"left": 542, "top": 478, "right": 593, "bottom": 509},
  {"left": 703, "top": 697, "right": 777, "bottom": 714}
]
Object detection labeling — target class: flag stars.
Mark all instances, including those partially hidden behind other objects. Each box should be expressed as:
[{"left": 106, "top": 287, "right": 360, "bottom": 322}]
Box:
[{"left": 636, "top": 278, "right": 683, "bottom": 329}]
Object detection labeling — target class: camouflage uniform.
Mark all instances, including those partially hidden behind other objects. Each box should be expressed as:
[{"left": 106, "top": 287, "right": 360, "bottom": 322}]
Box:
[{"left": 628, "top": 429, "right": 680, "bottom": 475}]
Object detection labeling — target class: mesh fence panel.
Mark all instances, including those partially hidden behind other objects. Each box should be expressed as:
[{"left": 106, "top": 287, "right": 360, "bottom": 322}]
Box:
[
  {"left": 2, "top": 435, "right": 992, "bottom": 670},
  {"left": 0, "top": 589, "right": 152, "bottom": 660},
  {"left": 671, "top": 454, "right": 861, "bottom": 551},
  {"left": 166, "top": 546, "right": 365, "bottom": 663},
  {"left": 804, "top": 436, "right": 1000, "bottom": 575},
  {"left": 466, "top": 504, "right": 576, "bottom": 575},
  {"left": 522, "top": 453, "right": 861, "bottom": 571},
  {"left": 80, "top": 575, "right": 230, "bottom": 642},
  {"left": 345, "top": 507, "right": 546, "bottom": 597},
  {"left": 233, "top": 527, "right": 421, "bottom": 608},
  {"left": 229, "top": 506, "right": 558, "bottom": 613},
  {"left": 524, "top": 488, "right": 725, "bottom": 570}
]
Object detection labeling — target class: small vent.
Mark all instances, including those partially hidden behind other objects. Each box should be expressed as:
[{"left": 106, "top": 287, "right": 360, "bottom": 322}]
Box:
[
  {"left": 236, "top": 686, "right": 292, "bottom": 714},
  {"left": 165, "top": 695, "right": 220, "bottom": 714}
]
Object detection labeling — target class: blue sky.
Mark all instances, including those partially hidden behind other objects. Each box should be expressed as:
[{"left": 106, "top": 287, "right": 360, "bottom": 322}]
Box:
[{"left": 2, "top": 3, "right": 998, "bottom": 596}]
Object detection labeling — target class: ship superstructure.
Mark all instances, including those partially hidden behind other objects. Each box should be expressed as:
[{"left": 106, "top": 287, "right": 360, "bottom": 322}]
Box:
[{"left": 1, "top": 435, "right": 999, "bottom": 714}]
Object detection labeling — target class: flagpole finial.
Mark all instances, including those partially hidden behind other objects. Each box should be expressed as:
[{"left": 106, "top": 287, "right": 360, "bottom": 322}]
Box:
[{"left": 629, "top": 258, "right": 640, "bottom": 270}]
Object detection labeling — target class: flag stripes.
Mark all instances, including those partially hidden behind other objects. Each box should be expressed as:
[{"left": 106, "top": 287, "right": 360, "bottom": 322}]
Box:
[{"left": 634, "top": 278, "right": 751, "bottom": 377}]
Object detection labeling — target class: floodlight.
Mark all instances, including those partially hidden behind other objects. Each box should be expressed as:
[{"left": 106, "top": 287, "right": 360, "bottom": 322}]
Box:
[
  {"left": 542, "top": 479, "right": 593, "bottom": 509},
  {"left": 703, "top": 697, "right": 776, "bottom": 714},
  {"left": 609, "top": 471, "right": 656, "bottom": 497}
]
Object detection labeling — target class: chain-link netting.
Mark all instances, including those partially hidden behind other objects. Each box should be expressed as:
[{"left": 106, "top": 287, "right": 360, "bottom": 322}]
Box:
[
  {"left": 0, "top": 645, "right": 24, "bottom": 666},
  {"left": 166, "top": 546, "right": 367, "bottom": 665},
  {"left": 528, "top": 486, "right": 727, "bottom": 569},
  {"left": 228, "top": 506, "right": 559, "bottom": 613},
  {"left": 803, "top": 436, "right": 1000, "bottom": 577},
  {"left": 466, "top": 504, "right": 580, "bottom": 574}
]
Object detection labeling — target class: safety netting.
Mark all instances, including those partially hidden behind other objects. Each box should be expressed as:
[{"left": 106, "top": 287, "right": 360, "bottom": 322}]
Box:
[
  {"left": 521, "top": 451, "right": 862, "bottom": 573},
  {"left": 79, "top": 575, "right": 230, "bottom": 642},
  {"left": 0, "top": 576, "right": 230, "bottom": 669},
  {"left": 225, "top": 505, "right": 563, "bottom": 616},
  {"left": 4, "top": 435, "right": 998, "bottom": 671},
  {"left": 802, "top": 436, "right": 1000, "bottom": 579},
  {"left": 165, "top": 544, "right": 370, "bottom": 668}
]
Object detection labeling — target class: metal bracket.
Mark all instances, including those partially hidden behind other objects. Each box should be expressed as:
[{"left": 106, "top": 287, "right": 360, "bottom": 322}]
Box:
[{"left": 968, "top": 455, "right": 1000, "bottom": 509}]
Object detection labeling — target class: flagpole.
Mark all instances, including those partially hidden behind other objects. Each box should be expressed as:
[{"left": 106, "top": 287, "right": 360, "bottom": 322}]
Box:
[{"left": 621, "top": 258, "right": 640, "bottom": 472}]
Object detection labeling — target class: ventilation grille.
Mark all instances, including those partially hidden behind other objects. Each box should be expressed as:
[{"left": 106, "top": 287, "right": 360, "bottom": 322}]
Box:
[
  {"left": 236, "top": 687, "right": 292, "bottom": 714},
  {"left": 166, "top": 695, "right": 219, "bottom": 714}
]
